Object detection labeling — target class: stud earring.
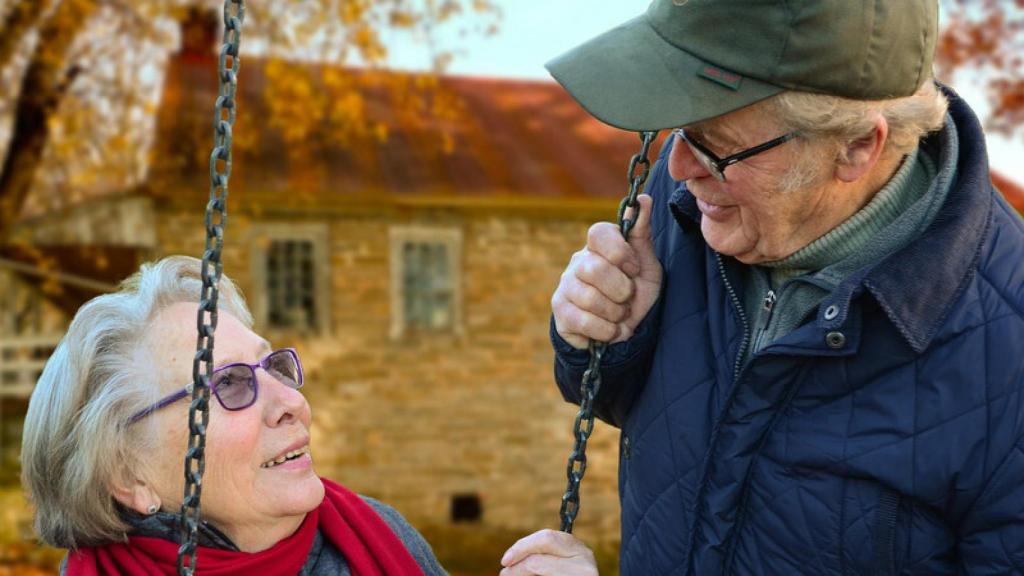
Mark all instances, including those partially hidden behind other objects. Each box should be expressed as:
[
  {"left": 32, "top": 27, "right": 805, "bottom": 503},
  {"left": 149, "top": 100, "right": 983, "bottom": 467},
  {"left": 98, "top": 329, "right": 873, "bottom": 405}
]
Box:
[{"left": 147, "top": 504, "right": 159, "bottom": 515}]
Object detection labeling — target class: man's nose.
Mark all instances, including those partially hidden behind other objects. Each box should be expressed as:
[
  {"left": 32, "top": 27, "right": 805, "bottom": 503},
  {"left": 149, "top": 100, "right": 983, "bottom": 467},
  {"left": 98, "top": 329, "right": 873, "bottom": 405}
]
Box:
[{"left": 667, "top": 134, "right": 712, "bottom": 182}]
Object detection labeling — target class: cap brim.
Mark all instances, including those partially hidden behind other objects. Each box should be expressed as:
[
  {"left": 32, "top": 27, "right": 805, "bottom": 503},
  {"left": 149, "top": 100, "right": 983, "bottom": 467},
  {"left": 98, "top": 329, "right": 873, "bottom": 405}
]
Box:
[{"left": 546, "top": 15, "right": 784, "bottom": 131}]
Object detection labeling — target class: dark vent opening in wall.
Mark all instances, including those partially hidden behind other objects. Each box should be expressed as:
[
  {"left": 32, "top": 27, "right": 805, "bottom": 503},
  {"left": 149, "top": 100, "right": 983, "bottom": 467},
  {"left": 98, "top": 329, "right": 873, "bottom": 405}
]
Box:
[{"left": 451, "top": 493, "right": 482, "bottom": 523}]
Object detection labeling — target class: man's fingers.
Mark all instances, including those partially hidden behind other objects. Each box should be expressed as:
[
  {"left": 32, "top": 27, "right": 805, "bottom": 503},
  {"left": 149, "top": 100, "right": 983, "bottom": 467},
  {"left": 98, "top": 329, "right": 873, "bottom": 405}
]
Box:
[
  {"left": 501, "top": 529, "right": 592, "bottom": 567},
  {"left": 499, "top": 553, "right": 597, "bottom": 576},
  {"left": 587, "top": 221, "right": 640, "bottom": 277},
  {"left": 553, "top": 196, "right": 662, "bottom": 348},
  {"left": 564, "top": 276, "right": 630, "bottom": 324},
  {"left": 574, "top": 251, "right": 635, "bottom": 304},
  {"left": 623, "top": 194, "right": 661, "bottom": 279},
  {"left": 624, "top": 193, "right": 654, "bottom": 246},
  {"left": 552, "top": 298, "right": 619, "bottom": 345}
]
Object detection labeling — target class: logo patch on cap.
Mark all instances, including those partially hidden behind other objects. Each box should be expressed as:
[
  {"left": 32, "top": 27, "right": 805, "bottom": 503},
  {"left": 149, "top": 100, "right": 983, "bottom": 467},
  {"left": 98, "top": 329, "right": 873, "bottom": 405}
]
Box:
[{"left": 698, "top": 64, "right": 742, "bottom": 91}]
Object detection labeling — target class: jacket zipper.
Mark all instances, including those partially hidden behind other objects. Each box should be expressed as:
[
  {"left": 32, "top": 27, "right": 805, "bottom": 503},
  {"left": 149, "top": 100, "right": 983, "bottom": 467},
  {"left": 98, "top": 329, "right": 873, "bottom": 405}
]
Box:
[
  {"left": 685, "top": 252, "right": 752, "bottom": 576},
  {"left": 715, "top": 252, "right": 750, "bottom": 382},
  {"left": 763, "top": 289, "right": 777, "bottom": 314},
  {"left": 752, "top": 289, "right": 777, "bottom": 353}
]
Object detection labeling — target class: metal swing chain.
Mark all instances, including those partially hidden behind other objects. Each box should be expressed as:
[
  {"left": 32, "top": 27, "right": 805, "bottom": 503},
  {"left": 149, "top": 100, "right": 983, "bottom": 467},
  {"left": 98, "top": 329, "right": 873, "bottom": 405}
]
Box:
[
  {"left": 178, "top": 1, "right": 245, "bottom": 574},
  {"left": 559, "top": 130, "right": 657, "bottom": 534}
]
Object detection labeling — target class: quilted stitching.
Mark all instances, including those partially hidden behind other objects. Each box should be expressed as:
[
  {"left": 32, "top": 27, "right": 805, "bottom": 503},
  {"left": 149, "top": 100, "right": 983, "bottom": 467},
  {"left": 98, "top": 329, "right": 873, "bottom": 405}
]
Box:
[{"left": 553, "top": 91, "right": 1024, "bottom": 575}]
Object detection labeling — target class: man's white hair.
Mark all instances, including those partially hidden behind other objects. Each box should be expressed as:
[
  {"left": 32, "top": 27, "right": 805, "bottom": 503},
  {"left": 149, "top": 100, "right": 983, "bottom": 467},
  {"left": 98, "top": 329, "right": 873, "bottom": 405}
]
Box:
[
  {"left": 765, "top": 80, "right": 949, "bottom": 193},
  {"left": 21, "top": 256, "right": 252, "bottom": 548}
]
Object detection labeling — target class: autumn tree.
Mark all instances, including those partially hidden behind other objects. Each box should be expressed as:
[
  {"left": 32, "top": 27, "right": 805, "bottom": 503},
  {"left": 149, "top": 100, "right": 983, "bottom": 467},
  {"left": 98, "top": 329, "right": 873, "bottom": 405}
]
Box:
[
  {"left": 936, "top": 0, "right": 1024, "bottom": 137},
  {"left": 0, "top": 0, "right": 499, "bottom": 240}
]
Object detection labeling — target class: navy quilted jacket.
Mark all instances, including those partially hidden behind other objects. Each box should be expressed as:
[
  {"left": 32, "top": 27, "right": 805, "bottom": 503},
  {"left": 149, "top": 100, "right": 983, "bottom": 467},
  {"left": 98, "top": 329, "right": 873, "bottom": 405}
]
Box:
[{"left": 553, "top": 90, "right": 1024, "bottom": 575}]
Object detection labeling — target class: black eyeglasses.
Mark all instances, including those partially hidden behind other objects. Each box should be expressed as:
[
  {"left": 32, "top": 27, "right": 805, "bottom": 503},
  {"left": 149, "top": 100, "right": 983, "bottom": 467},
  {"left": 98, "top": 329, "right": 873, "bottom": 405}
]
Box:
[
  {"left": 673, "top": 127, "right": 799, "bottom": 182},
  {"left": 128, "top": 348, "right": 304, "bottom": 424}
]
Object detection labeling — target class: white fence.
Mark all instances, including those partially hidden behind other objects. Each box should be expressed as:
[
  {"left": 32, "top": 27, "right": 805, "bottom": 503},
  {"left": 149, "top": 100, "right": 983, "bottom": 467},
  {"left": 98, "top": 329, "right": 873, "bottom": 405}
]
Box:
[{"left": 0, "top": 334, "right": 62, "bottom": 398}]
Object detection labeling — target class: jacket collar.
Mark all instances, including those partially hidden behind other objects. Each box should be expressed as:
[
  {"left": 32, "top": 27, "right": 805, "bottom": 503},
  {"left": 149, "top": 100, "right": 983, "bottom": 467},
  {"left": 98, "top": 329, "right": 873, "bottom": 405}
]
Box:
[
  {"left": 668, "top": 86, "right": 993, "bottom": 353},
  {"left": 858, "top": 87, "right": 992, "bottom": 353},
  {"left": 122, "top": 507, "right": 239, "bottom": 551}
]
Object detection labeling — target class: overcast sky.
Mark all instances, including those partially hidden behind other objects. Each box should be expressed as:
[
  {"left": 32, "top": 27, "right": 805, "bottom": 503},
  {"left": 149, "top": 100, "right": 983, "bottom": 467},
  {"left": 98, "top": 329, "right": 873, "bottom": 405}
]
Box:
[{"left": 384, "top": 0, "right": 1024, "bottom": 184}]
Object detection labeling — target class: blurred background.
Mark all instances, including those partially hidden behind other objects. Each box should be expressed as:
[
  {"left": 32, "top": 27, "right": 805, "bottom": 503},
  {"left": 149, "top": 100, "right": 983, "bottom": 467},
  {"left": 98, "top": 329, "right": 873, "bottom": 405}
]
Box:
[{"left": 0, "top": 1, "right": 1020, "bottom": 574}]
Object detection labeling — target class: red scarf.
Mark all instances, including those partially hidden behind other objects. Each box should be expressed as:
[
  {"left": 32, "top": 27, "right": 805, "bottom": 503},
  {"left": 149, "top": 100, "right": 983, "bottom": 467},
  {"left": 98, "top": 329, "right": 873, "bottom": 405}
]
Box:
[{"left": 66, "top": 478, "right": 425, "bottom": 576}]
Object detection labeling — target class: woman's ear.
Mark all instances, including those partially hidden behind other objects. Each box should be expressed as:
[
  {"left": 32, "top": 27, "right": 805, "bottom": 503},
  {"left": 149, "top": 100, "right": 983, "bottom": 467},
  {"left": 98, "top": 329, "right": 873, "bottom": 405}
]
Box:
[
  {"left": 835, "top": 113, "right": 889, "bottom": 183},
  {"left": 111, "top": 476, "right": 161, "bottom": 515}
]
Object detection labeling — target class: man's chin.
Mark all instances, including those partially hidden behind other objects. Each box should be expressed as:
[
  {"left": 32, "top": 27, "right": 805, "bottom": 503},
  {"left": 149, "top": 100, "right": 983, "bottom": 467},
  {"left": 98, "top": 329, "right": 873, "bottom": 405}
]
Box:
[
  {"left": 702, "top": 223, "right": 742, "bottom": 255},
  {"left": 702, "top": 233, "right": 764, "bottom": 265}
]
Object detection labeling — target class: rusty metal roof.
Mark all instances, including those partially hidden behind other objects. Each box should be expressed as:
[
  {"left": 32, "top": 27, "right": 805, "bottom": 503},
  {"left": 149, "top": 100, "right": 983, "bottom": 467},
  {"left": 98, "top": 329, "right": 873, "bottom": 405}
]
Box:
[
  {"left": 147, "top": 54, "right": 664, "bottom": 210},
  {"left": 145, "top": 51, "right": 1024, "bottom": 218}
]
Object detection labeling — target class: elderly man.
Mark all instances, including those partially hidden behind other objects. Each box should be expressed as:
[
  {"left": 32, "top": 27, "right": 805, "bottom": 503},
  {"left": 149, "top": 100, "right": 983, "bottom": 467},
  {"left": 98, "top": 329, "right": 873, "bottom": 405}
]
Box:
[{"left": 530, "top": 0, "right": 1024, "bottom": 575}]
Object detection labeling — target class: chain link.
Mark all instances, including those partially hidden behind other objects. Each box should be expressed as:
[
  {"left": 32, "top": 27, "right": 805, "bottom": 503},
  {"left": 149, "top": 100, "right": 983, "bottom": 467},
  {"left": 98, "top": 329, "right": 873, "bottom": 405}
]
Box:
[
  {"left": 559, "top": 131, "right": 657, "bottom": 534},
  {"left": 178, "top": 2, "right": 244, "bottom": 574}
]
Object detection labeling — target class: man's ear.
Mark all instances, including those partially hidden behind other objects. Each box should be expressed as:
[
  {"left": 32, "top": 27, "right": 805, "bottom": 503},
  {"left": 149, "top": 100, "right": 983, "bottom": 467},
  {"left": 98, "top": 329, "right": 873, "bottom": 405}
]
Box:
[
  {"left": 111, "top": 475, "right": 160, "bottom": 515},
  {"left": 835, "top": 113, "right": 889, "bottom": 183}
]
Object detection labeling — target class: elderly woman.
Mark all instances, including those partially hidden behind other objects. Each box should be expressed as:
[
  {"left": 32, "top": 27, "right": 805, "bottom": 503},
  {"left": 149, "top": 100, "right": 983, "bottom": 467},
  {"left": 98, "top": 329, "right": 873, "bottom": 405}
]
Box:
[{"left": 21, "top": 256, "right": 446, "bottom": 575}]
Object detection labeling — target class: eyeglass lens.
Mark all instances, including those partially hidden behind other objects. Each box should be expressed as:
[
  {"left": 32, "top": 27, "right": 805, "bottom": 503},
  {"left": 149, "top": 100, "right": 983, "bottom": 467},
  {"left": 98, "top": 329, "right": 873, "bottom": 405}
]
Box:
[
  {"left": 265, "top": 350, "right": 301, "bottom": 388},
  {"left": 212, "top": 365, "right": 257, "bottom": 410},
  {"left": 211, "top": 350, "right": 301, "bottom": 410},
  {"left": 676, "top": 130, "right": 724, "bottom": 181},
  {"left": 690, "top": 144, "right": 723, "bottom": 180}
]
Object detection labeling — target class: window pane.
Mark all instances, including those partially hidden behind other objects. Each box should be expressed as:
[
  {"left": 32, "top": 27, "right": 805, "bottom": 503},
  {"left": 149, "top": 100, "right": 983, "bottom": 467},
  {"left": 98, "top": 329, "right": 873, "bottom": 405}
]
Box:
[
  {"left": 266, "top": 240, "right": 317, "bottom": 330},
  {"left": 402, "top": 240, "right": 454, "bottom": 331}
]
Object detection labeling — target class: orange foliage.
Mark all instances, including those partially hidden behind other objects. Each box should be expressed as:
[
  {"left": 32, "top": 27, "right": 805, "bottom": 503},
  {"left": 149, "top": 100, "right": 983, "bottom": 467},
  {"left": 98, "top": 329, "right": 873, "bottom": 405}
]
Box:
[
  {"left": 0, "top": 0, "right": 501, "bottom": 235},
  {"left": 0, "top": 541, "right": 63, "bottom": 574},
  {"left": 937, "top": 0, "right": 1024, "bottom": 136}
]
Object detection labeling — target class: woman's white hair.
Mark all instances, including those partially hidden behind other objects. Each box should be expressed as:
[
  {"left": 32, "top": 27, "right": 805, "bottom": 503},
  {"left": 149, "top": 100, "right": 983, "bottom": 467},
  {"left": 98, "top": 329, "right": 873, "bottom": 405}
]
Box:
[
  {"left": 763, "top": 79, "right": 950, "bottom": 193},
  {"left": 21, "top": 255, "right": 252, "bottom": 548}
]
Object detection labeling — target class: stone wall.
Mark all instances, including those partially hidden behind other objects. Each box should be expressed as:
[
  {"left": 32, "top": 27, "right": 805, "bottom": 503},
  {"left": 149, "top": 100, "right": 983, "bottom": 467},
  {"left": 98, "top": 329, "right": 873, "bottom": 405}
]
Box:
[
  {"left": 154, "top": 201, "right": 627, "bottom": 553},
  {"left": 17, "top": 196, "right": 157, "bottom": 247}
]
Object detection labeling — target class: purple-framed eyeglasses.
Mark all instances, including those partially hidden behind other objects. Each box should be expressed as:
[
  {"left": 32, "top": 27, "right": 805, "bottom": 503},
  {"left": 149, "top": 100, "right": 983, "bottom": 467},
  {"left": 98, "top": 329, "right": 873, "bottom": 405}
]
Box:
[{"left": 128, "top": 348, "right": 304, "bottom": 424}]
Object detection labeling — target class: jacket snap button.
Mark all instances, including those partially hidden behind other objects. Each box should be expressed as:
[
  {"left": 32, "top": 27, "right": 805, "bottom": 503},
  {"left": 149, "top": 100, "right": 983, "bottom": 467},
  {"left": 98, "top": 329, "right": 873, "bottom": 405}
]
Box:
[
  {"left": 622, "top": 434, "right": 630, "bottom": 459},
  {"left": 826, "top": 331, "right": 846, "bottom": 349},
  {"left": 824, "top": 305, "right": 839, "bottom": 320}
]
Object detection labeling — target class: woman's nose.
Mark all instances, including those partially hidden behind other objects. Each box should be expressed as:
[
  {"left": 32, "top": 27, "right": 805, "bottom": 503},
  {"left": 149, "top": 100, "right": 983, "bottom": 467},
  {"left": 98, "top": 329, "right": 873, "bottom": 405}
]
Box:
[
  {"left": 259, "top": 370, "right": 308, "bottom": 426},
  {"left": 668, "top": 134, "right": 712, "bottom": 182}
]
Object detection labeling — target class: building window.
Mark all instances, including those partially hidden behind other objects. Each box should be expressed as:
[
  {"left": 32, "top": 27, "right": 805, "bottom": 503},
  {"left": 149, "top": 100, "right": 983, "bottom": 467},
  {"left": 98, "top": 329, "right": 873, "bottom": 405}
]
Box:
[
  {"left": 390, "top": 227, "right": 462, "bottom": 338},
  {"left": 402, "top": 242, "right": 452, "bottom": 330},
  {"left": 251, "top": 224, "right": 329, "bottom": 334},
  {"left": 450, "top": 493, "right": 482, "bottom": 523},
  {"left": 266, "top": 240, "right": 317, "bottom": 330}
]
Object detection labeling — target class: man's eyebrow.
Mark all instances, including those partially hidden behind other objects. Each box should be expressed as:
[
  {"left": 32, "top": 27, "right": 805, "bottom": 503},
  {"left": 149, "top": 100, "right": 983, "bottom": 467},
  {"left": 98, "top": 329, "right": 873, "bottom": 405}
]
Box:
[{"left": 695, "top": 124, "right": 740, "bottom": 148}]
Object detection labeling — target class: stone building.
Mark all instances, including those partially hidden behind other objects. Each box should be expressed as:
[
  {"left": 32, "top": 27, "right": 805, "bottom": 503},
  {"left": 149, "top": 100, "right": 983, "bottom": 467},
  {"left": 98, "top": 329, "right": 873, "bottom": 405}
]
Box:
[{"left": 1, "top": 9, "right": 655, "bottom": 567}]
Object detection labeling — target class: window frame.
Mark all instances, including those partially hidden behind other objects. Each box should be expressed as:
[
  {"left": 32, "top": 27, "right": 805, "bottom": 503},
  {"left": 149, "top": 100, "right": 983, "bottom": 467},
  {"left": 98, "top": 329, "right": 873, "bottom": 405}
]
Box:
[
  {"left": 389, "top": 226, "right": 463, "bottom": 339},
  {"left": 249, "top": 223, "right": 331, "bottom": 336}
]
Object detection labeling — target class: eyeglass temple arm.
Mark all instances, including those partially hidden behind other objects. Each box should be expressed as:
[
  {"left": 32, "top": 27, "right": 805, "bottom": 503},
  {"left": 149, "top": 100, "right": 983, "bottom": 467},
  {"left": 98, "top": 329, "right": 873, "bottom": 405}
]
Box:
[
  {"left": 127, "top": 385, "right": 193, "bottom": 424},
  {"left": 722, "top": 132, "right": 799, "bottom": 167}
]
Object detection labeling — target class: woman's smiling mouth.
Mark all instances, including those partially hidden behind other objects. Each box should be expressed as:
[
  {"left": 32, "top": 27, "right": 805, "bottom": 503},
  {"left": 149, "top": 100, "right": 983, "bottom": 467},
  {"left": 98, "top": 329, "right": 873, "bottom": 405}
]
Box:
[{"left": 260, "top": 445, "right": 311, "bottom": 469}]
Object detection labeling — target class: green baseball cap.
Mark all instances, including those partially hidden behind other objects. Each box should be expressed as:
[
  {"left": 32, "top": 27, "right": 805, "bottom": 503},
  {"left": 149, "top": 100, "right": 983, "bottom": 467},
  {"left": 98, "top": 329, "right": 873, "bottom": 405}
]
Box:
[{"left": 546, "top": 0, "right": 938, "bottom": 131}]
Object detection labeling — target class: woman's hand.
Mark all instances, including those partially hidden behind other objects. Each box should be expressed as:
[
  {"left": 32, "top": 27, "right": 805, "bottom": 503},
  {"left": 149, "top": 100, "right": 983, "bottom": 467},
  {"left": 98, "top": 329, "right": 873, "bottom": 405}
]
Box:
[{"left": 500, "top": 529, "right": 598, "bottom": 576}]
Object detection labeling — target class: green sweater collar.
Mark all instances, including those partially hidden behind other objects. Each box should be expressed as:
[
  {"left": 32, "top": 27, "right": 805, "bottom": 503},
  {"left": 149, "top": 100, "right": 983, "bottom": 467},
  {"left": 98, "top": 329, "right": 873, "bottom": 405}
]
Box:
[{"left": 762, "top": 147, "right": 936, "bottom": 285}]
